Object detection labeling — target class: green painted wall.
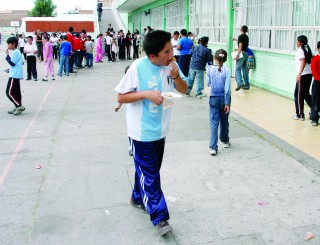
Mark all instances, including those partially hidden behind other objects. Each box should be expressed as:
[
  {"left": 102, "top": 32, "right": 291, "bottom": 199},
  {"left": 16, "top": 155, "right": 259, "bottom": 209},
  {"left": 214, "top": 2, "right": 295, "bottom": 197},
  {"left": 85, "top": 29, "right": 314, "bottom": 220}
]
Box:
[{"left": 250, "top": 51, "right": 295, "bottom": 99}]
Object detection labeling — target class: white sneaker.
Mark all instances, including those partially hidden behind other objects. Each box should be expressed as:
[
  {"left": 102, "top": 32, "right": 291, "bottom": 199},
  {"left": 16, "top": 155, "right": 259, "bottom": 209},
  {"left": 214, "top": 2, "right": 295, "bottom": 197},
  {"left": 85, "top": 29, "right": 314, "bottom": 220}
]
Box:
[
  {"left": 293, "top": 115, "right": 305, "bottom": 121},
  {"left": 222, "top": 142, "right": 230, "bottom": 148},
  {"left": 209, "top": 148, "right": 217, "bottom": 156}
]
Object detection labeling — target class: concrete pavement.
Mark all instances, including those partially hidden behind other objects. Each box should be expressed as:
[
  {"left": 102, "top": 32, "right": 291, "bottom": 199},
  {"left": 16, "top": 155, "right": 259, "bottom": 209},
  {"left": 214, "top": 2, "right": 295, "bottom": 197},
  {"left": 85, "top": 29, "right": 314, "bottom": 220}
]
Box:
[{"left": 0, "top": 44, "right": 320, "bottom": 244}]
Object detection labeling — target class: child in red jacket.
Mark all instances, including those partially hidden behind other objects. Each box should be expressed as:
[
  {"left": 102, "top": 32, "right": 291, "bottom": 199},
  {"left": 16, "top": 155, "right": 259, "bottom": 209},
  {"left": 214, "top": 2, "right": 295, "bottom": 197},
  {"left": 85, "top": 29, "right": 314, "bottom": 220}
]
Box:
[{"left": 310, "top": 41, "right": 320, "bottom": 126}]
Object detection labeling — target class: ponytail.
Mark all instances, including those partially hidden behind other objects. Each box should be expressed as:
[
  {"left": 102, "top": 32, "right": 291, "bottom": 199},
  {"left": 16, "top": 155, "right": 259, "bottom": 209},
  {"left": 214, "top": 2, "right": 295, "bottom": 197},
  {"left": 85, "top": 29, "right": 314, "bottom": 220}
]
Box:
[
  {"left": 297, "top": 35, "right": 313, "bottom": 64},
  {"left": 301, "top": 44, "right": 312, "bottom": 64}
]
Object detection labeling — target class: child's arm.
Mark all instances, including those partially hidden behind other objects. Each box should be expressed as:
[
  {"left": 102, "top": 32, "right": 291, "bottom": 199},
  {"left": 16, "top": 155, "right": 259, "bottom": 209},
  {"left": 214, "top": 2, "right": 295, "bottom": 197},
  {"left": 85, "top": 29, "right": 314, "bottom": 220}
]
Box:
[
  {"left": 118, "top": 91, "right": 163, "bottom": 105},
  {"left": 224, "top": 69, "right": 231, "bottom": 114},
  {"left": 206, "top": 67, "right": 211, "bottom": 87},
  {"left": 114, "top": 103, "right": 122, "bottom": 112},
  {"left": 5, "top": 49, "right": 16, "bottom": 67}
]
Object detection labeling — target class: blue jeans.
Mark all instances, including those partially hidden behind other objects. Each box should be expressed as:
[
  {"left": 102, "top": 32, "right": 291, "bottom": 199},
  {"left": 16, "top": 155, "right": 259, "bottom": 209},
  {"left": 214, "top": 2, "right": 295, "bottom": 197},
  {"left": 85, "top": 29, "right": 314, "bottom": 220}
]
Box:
[
  {"left": 209, "top": 96, "right": 229, "bottom": 150},
  {"left": 235, "top": 51, "right": 249, "bottom": 88},
  {"left": 187, "top": 69, "right": 204, "bottom": 95},
  {"left": 58, "top": 55, "right": 69, "bottom": 76},
  {"left": 85, "top": 53, "right": 93, "bottom": 67}
]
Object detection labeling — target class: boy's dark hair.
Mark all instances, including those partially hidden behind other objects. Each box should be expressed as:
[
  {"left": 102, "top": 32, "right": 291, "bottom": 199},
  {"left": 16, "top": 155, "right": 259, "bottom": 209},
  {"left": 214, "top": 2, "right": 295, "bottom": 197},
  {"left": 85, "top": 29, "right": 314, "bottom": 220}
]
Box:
[
  {"left": 143, "top": 30, "right": 171, "bottom": 57},
  {"left": 317, "top": 41, "right": 320, "bottom": 49},
  {"left": 200, "top": 36, "right": 209, "bottom": 46},
  {"left": 180, "top": 29, "right": 187, "bottom": 36},
  {"left": 214, "top": 49, "right": 227, "bottom": 71},
  {"left": 241, "top": 25, "right": 248, "bottom": 33},
  {"left": 76, "top": 33, "right": 80, "bottom": 38},
  {"left": 69, "top": 26, "right": 74, "bottom": 33},
  {"left": 27, "top": 36, "right": 33, "bottom": 40},
  {"left": 87, "top": 35, "right": 92, "bottom": 40},
  {"left": 19, "top": 34, "right": 23, "bottom": 38},
  {"left": 125, "top": 65, "right": 130, "bottom": 74},
  {"left": 7, "top": 37, "right": 18, "bottom": 47},
  {"left": 173, "top": 31, "right": 179, "bottom": 36},
  {"left": 297, "top": 35, "right": 313, "bottom": 64},
  {"left": 63, "top": 35, "right": 68, "bottom": 40}
]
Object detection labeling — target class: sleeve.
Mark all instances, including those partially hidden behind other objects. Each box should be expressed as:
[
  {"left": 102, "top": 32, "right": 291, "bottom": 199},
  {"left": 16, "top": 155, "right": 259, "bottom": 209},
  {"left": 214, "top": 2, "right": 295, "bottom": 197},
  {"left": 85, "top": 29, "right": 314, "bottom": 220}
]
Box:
[
  {"left": 115, "top": 63, "right": 139, "bottom": 94},
  {"left": 6, "top": 55, "right": 15, "bottom": 67},
  {"left": 296, "top": 48, "right": 305, "bottom": 60},
  {"left": 238, "top": 35, "right": 243, "bottom": 43},
  {"left": 224, "top": 68, "right": 231, "bottom": 105},
  {"left": 206, "top": 66, "right": 211, "bottom": 87}
]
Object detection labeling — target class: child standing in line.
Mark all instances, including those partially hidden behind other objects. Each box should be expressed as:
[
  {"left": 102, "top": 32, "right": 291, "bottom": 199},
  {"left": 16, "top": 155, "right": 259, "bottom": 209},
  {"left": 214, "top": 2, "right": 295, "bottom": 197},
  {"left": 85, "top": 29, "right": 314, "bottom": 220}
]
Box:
[
  {"left": 293, "top": 35, "right": 313, "bottom": 121},
  {"left": 206, "top": 49, "right": 231, "bottom": 156},
  {"left": 110, "top": 35, "right": 117, "bottom": 62},
  {"left": 42, "top": 36, "right": 55, "bottom": 81},
  {"left": 57, "top": 35, "right": 72, "bottom": 76},
  {"left": 5, "top": 37, "right": 25, "bottom": 115},
  {"left": 310, "top": 41, "right": 320, "bottom": 126},
  {"left": 85, "top": 35, "right": 94, "bottom": 68}
]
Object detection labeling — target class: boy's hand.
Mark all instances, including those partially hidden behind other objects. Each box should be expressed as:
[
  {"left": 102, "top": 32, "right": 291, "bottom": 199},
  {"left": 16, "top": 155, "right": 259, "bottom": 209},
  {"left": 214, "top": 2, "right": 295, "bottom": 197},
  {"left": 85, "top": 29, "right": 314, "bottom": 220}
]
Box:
[
  {"left": 224, "top": 105, "right": 230, "bottom": 114},
  {"left": 5, "top": 49, "right": 9, "bottom": 55},
  {"left": 169, "top": 62, "right": 179, "bottom": 78},
  {"left": 146, "top": 90, "right": 163, "bottom": 105}
]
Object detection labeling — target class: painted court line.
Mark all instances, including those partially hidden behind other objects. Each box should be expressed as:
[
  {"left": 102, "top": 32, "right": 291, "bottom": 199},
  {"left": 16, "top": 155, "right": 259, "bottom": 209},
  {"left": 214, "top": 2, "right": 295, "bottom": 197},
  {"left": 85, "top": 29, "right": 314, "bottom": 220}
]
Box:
[{"left": 0, "top": 78, "right": 58, "bottom": 188}]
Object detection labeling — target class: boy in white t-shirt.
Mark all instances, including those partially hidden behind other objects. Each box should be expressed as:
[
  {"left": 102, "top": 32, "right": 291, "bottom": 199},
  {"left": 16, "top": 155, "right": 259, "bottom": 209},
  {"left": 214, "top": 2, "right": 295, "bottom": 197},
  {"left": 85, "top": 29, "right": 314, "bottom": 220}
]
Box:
[{"left": 115, "top": 30, "right": 187, "bottom": 236}]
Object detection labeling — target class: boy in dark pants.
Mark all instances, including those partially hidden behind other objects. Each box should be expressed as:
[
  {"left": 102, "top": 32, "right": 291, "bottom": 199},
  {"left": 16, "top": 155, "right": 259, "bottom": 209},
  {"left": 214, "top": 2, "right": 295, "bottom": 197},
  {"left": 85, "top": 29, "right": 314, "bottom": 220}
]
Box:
[
  {"left": 5, "top": 37, "right": 25, "bottom": 115},
  {"left": 23, "top": 36, "right": 38, "bottom": 81},
  {"left": 310, "top": 41, "right": 320, "bottom": 126}
]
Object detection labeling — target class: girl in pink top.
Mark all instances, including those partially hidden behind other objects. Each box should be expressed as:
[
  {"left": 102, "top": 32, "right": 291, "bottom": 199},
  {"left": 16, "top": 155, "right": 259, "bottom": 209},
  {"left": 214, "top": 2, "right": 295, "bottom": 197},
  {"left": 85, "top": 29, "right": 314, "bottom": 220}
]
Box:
[
  {"left": 95, "top": 34, "right": 104, "bottom": 63},
  {"left": 42, "top": 36, "right": 55, "bottom": 81}
]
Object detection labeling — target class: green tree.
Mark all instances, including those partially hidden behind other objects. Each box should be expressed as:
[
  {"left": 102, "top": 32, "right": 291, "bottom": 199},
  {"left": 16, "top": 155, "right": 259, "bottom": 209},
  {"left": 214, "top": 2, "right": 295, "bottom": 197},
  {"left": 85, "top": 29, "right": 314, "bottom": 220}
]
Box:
[{"left": 29, "top": 0, "right": 57, "bottom": 17}]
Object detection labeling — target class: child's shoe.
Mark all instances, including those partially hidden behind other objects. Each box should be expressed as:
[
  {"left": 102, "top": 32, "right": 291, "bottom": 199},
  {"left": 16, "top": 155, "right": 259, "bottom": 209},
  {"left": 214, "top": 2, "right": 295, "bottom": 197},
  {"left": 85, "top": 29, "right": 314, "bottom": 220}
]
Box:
[{"left": 209, "top": 148, "right": 217, "bottom": 156}]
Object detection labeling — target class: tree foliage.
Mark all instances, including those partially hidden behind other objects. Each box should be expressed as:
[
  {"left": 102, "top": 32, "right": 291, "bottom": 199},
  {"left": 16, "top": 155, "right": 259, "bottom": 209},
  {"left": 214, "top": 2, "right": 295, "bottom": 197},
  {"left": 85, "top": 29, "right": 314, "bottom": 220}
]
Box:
[{"left": 29, "top": 0, "right": 57, "bottom": 17}]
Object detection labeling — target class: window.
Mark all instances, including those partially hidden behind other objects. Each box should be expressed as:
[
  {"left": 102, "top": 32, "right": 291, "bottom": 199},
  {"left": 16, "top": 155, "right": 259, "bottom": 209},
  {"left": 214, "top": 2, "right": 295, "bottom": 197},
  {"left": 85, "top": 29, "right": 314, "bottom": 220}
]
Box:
[
  {"left": 234, "top": 0, "right": 320, "bottom": 53},
  {"left": 165, "top": 0, "right": 185, "bottom": 35},
  {"left": 150, "top": 6, "right": 164, "bottom": 30},
  {"left": 189, "top": 0, "right": 227, "bottom": 43}
]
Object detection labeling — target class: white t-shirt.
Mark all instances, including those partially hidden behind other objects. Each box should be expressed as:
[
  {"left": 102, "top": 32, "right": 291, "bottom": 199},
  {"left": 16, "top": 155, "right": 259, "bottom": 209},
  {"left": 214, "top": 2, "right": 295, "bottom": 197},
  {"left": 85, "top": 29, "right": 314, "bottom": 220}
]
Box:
[
  {"left": 171, "top": 38, "right": 180, "bottom": 56},
  {"left": 115, "top": 56, "right": 185, "bottom": 142},
  {"left": 23, "top": 43, "right": 38, "bottom": 56},
  {"left": 295, "top": 47, "right": 312, "bottom": 75},
  {"left": 50, "top": 36, "right": 59, "bottom": 46},
  {"left": 105, "top": 35, "right": 113, "bottom": 45},
  {"left": 18, "top": 38, "right": 26, "bottom": 48}
]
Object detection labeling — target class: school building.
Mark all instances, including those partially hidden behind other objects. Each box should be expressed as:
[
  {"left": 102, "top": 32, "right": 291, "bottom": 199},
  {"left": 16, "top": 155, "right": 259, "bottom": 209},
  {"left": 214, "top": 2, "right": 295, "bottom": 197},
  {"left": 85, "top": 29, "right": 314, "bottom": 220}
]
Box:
[{"left": 114, "top": 0, "right": 320, "bottom": 99}]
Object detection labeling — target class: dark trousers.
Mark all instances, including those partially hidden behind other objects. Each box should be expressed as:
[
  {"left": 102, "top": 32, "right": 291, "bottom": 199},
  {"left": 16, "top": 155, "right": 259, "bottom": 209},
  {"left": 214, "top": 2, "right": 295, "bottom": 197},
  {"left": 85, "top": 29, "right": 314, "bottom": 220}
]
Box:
[
  {"left": 53, "top": 46, "right": 58, "bottom": 59},
  {"left": 20, "top": 47, "right": 26, "bottom": 60},
  {"left": 178, "top": 54, "right": 191, "bottom": 77},
  {"left": 105, "top": 44, "right": 112, "bottom": 61},
  {"left": 75, "top": 50, "right": 82, "bottom": 67},
  {"left": 310, "top": 80, "right": 320, "bottom": 122},
  {"left": 294, "top": 74, "right": 312, "bottom": 118},
  {"left": 131, "top": 138, "right": 169, "bottom": 226},
  {"left": 126, "top": 45, "right": 131, "bottom": 59},
  {"left": 26, "top": 56, "right": 37, "bottom": 79},
  {"left": 133, "top": 45, "right": 139, "bottom": 59},
  {"left": 68, "top": 53, "right": 75, "bottom": 72},
  {"left": 6, "top": 78, "right": 22, "bottom": 107},
  {"left": 119, "top": 45, "right": 126, "bottom": 60},
  {"left": 111, "top": 51, "right": 116, "bottom": 61}
]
